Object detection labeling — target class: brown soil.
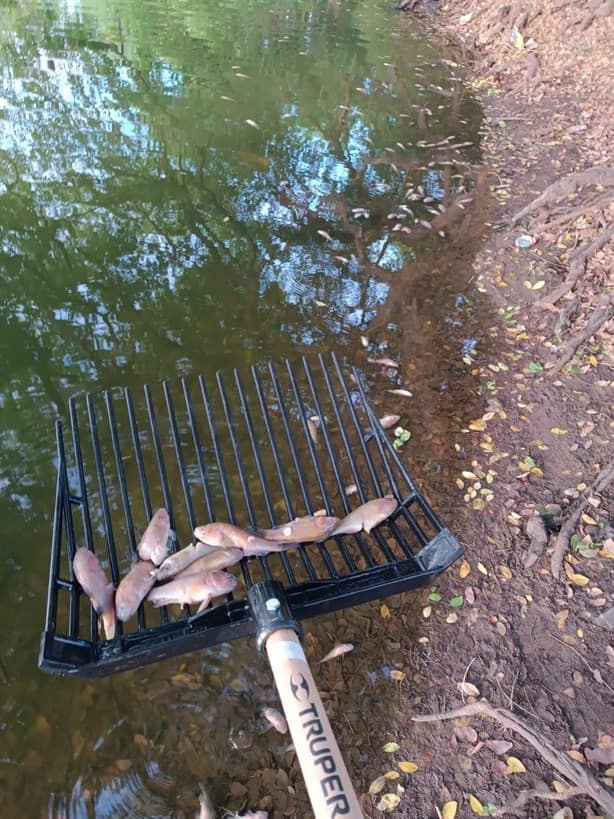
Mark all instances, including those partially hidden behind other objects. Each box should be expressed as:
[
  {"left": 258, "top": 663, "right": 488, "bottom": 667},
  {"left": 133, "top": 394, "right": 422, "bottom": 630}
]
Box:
[{"left": 362, "top": 1, "right": 614, "bottom": 817}]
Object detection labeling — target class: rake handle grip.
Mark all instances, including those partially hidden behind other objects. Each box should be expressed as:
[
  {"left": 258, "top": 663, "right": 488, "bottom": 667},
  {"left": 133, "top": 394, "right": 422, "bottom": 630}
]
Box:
[{"left": 265, "top": 629, "right": 363, "bottom": 819}]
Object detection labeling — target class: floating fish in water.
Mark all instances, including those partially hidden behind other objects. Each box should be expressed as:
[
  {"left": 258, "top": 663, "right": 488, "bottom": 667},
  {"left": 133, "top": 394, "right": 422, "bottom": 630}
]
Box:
[
  {"left": 115, "top": 560, "right": 156, "bottom": 621},
  {"left": 235, "top": 72, "right": 250, "bottom": 78},
  {"left": 360, "top": 335, "right": 369, "bottom": 348},
  {"left": 73, "top": 548, "right": 116, "bottom": 640},
  {"left": 386, "top": 388, "right": 413, "bottom": 398},
  {"left": 245, "top": 119, "right": 260, "bottom": 129},
  {"left": 194, "top": 522, "right": 285, "bottom": 556},
  {"left": 314, "top": 300, "right": 326, "bottom": 307},
  {"left": 220, "top": 95, "right": 235, "bottom": 102},
  {"left": 154, "top": 542, "right": 233, "bottom": 581},
  {"left": 317, "top": 229, "right": 333, "bottom": 242},
  {"left": 259, "top": 514, "right": 340, "bottom": 544},
  {"left": 199, "top": 785, "right": 215, "bottom": 819},
  {"left": 137, "top": 508, "right": 171, "bottom": 566},
  {"left": 174, "top": 547, "right": 243, "bottom": 579},
  {"left": 332, "top": 496, "right": 398, "bottom": 536},
  {"left": 371, "top": 357, "right": 399, "bottom": 368},
  {"left": 147, "top": 569, "right": 237, "bottom": 613},
  {"left": 379, "top": 414, "right": 401, "bottom": 430},
  {"left": 320, "top": 643, "right": 354, "bottom": 663},
  {"left": 262, "top": 707, "right": 288, "bottom": 734}
]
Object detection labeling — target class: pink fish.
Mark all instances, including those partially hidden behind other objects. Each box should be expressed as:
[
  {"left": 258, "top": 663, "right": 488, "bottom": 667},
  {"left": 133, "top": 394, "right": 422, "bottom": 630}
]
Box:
[
  {"left": 72, "top": 548, "right": 116, "bottom": 640},
  {"left": 153, "top": 541, "right": 219, "bottom": 582},
  {"left": 371, "top": 357, "right": 399, "bottom": 368},
  {"left": 115, "top": 560, "right": 156, "bottom": 621},
  {"left": 320, "top": 643, "right": 354, "bottom": 663},
  {"left": 332, "top": 496, "right": 398, "bottom": 536},
  {"left": 194, "top": 522, "right": 285, "bottom": 556},
  {"left": 136, "top": 508, "right": 171, "bottom": 566},
  {"left": 174, "top": 547, "right": 243, "bottom": 579},
  {"left": 146, "top": 570, "right": 238, "bottom": 613},
  {"left": 262, "top": 707, "right": 288, "bottom": 734},
  {"left": 259, "top": 515, "right": 340, "bottom": 544},
  {"left": 379, "top": 414, "right": 401, "bottom": 430}
]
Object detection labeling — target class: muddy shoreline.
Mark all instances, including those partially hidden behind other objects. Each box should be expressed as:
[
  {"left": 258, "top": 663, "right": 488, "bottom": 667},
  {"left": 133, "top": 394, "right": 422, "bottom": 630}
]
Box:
[{"left": 375, "top": 3, "right": 613, "bottom": 817}]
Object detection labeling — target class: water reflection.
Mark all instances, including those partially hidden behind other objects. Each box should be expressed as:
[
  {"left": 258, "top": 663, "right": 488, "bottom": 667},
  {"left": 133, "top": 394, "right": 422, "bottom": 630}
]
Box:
[{"left": 0, "top": 0, "right": 488, "bottom": 813}]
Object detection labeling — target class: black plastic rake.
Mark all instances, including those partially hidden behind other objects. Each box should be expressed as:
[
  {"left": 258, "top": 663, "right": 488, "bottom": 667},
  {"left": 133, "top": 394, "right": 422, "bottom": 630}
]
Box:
[{"left": 40, "top": 352, "right": 461, "bottom": 817}]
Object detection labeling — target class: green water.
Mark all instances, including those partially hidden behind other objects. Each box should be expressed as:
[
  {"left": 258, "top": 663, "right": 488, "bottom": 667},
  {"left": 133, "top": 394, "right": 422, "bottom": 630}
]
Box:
[{"left": 0, "top": 0, "right": 486, "bottom": 814}]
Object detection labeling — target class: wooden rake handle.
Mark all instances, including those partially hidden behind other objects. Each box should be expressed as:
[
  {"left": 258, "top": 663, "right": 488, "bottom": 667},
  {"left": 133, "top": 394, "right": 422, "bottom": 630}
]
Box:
[{"left": 265, "top": 629, "right": 364, "bottom": 819}]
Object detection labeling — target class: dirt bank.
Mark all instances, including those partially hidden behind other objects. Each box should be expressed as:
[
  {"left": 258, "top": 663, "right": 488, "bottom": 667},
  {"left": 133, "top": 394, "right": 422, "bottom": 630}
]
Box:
[{"left": 364, "top": 2, "right": 614, "bottom": 817}]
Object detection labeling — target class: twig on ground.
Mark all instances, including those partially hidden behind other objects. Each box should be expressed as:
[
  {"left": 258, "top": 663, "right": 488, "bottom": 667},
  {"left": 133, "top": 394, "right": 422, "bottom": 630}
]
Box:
[
  {"left": 547, "top": 292, "right": 613, "bottom": 375},
  {"left": 413, "top": 701, "right": 614, "bottom": 816},
  {"left": 497, "top": 785, "right": 586, "bottom": 816},
  {"left": 549, "top": 633, "right": 614, "bottom": 696},
  {"left": 551, "top": 459, "right": 614, "bottom": 577}
]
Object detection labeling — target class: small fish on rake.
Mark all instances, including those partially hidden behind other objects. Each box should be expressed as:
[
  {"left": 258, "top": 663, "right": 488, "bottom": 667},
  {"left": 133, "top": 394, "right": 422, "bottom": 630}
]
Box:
[
  {"left": 386, "top": 388, "right": 413, "bottom": 398},
  {"left": 262, "top": 707, "right": 288, "bottom": 734},
  {"left": 72, "top": 548, "right": 116, "bottom": 640},
  {"left": 137, "top": 508, "right": 171, "bottom": 566},
  {"left": 320, "top": 643, "right": 354, "bottom": 663},
  {"left": 379, "top": 414, "right": 400, "bottom": 430},
  {"left": 371, "top": 358, "right": 398, "bottom": 368}
]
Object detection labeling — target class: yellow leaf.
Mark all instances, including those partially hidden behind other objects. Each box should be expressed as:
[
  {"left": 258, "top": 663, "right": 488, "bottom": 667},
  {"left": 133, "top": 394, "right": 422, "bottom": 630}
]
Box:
[
  {"left": 469, "top": 794, "right": 484, "bottom": 814},
  {"left": 507, "top": 756, "right": 527, "bottom": 773},
  {"left": 442, "top": 800, "right": 458, "bottom": 819},
  {"left": 477, "top": 562, "right": 488, "bottom": 575},
  {"left": 533, "top": 280, "right": 545, "bottom": 290},
  {"left": 455, "top": 478, "right": 465, "bottom": 489},
  {"left": 587, "top": 354, "right": 598, "bottom": 366},
  {"left": 390, "top": 670, "right": 406, "bottom": 682},
  {"left": 552, "top": 780, "right": 566, "bottom": 793},
  {"left": 469, "top": 419, "right": 487, "bottom": 431},
  {"left": 498, "top": 565, "right": 513, "bottom": 580},
  {"left": 368, "top": 776, "right": 386, "bottom": 795},
  {"left": 570, "top": 573, "right": 590, "bottom": 587},
  {"left": 550, "top": 427, "right": 568, "bottom": 435},
  {"left": 384, "top": 770, "right": 400, "bottom": 780},
  {"left": 380, "top": 603, "right": 391, "bottom": 618},
  {"left": 462, "top": 471, "right": 479, "bottom": 480},
  {"left": 530, "top": 466, "right": 544, "bottom": 477},
  {"left": 581, "top": 513, "right": 597, "bottom": 525},
  {"left": 398, "top": 760, "right": 419, "bottom": 774},
  {"left": 376, "top": 793, "right": 401, "bottom": 812},
  {"left": 459, "top": 560, "right": 471, "bottom": 579}
]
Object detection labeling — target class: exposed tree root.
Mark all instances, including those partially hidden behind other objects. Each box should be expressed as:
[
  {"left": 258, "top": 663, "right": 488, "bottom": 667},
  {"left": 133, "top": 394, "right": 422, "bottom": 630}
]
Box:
[
  {"left": 413, "top": 701, "right": 614, "bottom": 817},
  {"left": 498, "top": 785, "right": 585, "bottom": 816},
  {"left": 551, "top": 459, "right": 614, "bottom": 578},
  {"left": 538, "top": 226, "right": 614, "bottom": 308},
  {"left": 547, "top": 292, "right": 612, "bottom": 374},
  {"left": 511, "top": 168, "right": 614, "bottom": 225}
]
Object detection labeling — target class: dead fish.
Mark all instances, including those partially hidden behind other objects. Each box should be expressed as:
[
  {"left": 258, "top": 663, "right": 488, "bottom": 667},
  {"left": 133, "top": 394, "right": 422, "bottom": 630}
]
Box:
[
  {"left": 379, "top": 413, "right": 401, "bottom": 429},
  {"left": 194, "top": 522, "right": 286, "bottom": 556},
  {"left": 372, "top": 357, "right": 399, "bottom": 368},
  {"left": 259, "top": 515, "right": 340, "bottom": 544},
  {"left": 386, "top": 388, "right": 413, "bottom": 398},
  {"left": 332, "top": 496, "right": 398, "bottom": 536},
  {"left": 262, "top": 707, "right": 288, "bottom": 734},
  {"left": 73, "top": 548, "right": 116, "bottom": 640},
  {"left": 147, "top": 570, "right": 237, "bottom": 613},
  {"left": 317, "top": 229, "right": 333, "bottom": 242},
  {"left": 345, "top": 483, "right": 358, "bottom": 496},
  {"left": 314, "top": 300, "right": 326, "bottom": 307},
  {"left": 137, "top": 508, "right": 171, "bottom": 566},
  {"left": 174, "top": 547, "right": 243, "bottom": 579},
  {"left": 115, "top": 559, "right": 156, "bottom": 621},
  {"left": 245, "top": 119, "right": 260, "bottom": 129},
  {"left": 153, "top": 541, "right": 219, "bottom": 582},
  {"left": 235, "top": 72, "right": 250, "bottom": 78},
  {"left": 307, "top": 418, "right": 318, "bottom": 444},
  {"left": 320, "top": 643, "right": 354, "bottom": 663},
  {"left": 360, "top": 335, "right": 369, "bottom": 348},
  {"left": 220, "top": 95, "right": 235, "bottom": 102},
  {"left": 198, "top": 785, "right": 215, "bottom": 819}
]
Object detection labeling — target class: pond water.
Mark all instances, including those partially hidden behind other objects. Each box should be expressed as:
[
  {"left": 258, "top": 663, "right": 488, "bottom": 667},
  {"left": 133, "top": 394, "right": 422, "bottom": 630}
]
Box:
[{"left": 0, "top": 0, "right": 489, "bottom": 814}]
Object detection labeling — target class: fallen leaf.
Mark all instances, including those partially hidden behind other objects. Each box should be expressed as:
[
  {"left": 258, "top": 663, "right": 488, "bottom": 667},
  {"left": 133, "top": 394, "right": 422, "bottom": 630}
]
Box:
[
  {"left": 390, "top": 670, "right": 406, "bottom": 682},
  {"left": 477, "top": 562, "right": 488, "bottom": 575},
  {"left": 457, "top": 682, "right": 480, "bottom": 697},
  {"left": 381, "top": 604, "right": 391, "bottom": 618},
  {"left": 398, "top": 760, "right": 418, "bottom": 774},
  {"left": 383, "top": 742, "right": 400, "bottom": 753},
  {"left": 469, "top": 419, "right": 487, "bottom": 431},
  {"left": 459, "top": 561, "right": 471, "bottom": 579},
  {"left": 469, "top": 794, "right": 484, "bottom": 814},
  {"left": 570, "top": 573, "right": 590, "bottom": 587},
  {"left": 486, "top": 740, "right": 512, "bottom": 755},
  {"left": 550, "top": 427, "right": 568, "bottom": 435},
  {"left": 442, "top": 800, "right": 458, "bottom": 819},
  {"left": 506, "top": 756, "right": 527, "bottom": 773},
  {"left": 450, "top": 596, "right": 464, "bottom": 608},
  {"left": 384, "top": 770, "right": 400, "bottom": 780},
  {"left": 446, "top": 613, "right": 458, "bottom": 624},
  {"left": 376, "top": 793, "right": 401, "bottom": 812},
  {"left": 369, "top": 776, "right": 386, "bottom": 795}
]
